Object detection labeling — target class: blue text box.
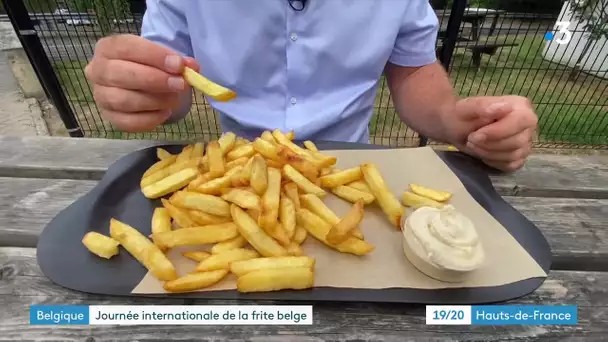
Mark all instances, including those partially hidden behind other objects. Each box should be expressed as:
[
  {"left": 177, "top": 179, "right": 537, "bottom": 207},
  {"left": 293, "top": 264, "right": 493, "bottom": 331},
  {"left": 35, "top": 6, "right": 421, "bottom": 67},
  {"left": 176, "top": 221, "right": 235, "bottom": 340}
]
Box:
[
  {"left": 472, "top": 305, "right": 577, "bottom": 325},
  {"left": 30, "top": 305, "right": 89, "bottom": 325}
]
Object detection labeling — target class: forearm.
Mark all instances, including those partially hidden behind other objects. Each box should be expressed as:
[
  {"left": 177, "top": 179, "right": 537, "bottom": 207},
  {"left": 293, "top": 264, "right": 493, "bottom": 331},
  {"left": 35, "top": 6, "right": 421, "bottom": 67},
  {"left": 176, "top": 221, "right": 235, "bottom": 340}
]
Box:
[
  {"left": 164, "top": 87, "right": 194, "bottom": 125},
  {"left": 386, "top": 61, "right": 458, "bottom": 144}
]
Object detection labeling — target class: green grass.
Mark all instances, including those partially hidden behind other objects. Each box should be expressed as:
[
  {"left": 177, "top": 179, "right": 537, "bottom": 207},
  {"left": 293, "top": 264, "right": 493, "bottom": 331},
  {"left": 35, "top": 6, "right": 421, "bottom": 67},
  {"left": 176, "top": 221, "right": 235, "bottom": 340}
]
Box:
[{"left": 53, "top": 36, "right": 608, "bottom": 146}]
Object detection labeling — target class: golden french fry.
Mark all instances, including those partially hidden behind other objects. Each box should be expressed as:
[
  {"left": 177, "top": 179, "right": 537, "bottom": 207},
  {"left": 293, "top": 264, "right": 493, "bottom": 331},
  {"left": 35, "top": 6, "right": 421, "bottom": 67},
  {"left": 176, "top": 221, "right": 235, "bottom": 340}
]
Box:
[
  {"left": 221, "top": 188, "right": 262, "bottom": 211},
  {"left": 230, "top": 256, "right": 314, "bottom": 276},
  {"left": 361, "top": 163, "right": 403, "bottom": 229},
  {"left": 231, "top": 156, "right": 254, "bottom": 187},
  {"left": 286, "top": 242, "right": 304, "bottom": 256},
  {"left": 230, "top": 204, "right": 288, "bottom": 257},
  {"left": 250, "top": 155, "right": 268, "bottom": 196},
  {"left": 283, "top": 164, "right": 326, "bottom": 197},
  {"left": 409, "top": 184, "right": 453, "bottom": 202},
  {"left": 151, "top": 223, "right": 239, "bottom": 248},
  {"left": 156, "top": 148, "right": 174, "bottom": 161},
  {"left": 163, "top": 269, "right": 229, "bottom": 293},
  {"left": 188, "top": 210, "right": 232, "bottom": 226},
  {"left": 219, "top": 132, "right": 237, "bottom": 154},
  {"left": 225, "top": 156, "right": 249, "bottom": 170},
  {"left": 299, "top": 193, "right": 364, "bottom": 239},
  {"left": 320, "top": 167, "right": 333, "bottom": 176},
  {"left": 142, "top": 167, "right": 198, "bottom": 199},
  {"left": 82, "top": 231, "right": 120, "bottom": 259},
  {"left": 211, "top": 235, "right": 248, "bottom": 254},
  {"left": 252, "top": 138, "right": 282, "bottom": 162},
  {"left": 266, "top": 159, "right": 284, "bottom": 169},
  {"left": 195, "top": 248, "right": 259, "bottom": 272},
  {"left": 401, "top": 191, "right": 445, "bottom": 209},
  {"left": 176, "top": 145, "right": 194, "bottom": 163},
  {"left": 207, "top": 141, "right": 225, "bottom": 177},
  {"left": 268, "top": 222, "right": 291, "bottom": 247},
  {"left": 183, "top": 67, "right": 236, "bottom": 102},
  {"left": 192, "top": 142, "right": 205, "bottom": 158},
  {"left": 272, "top": 129, "right": 310, "bottom": 157},
  {"left": 277, "top": 145, "right": 319, "bottom": 182},
  {"left": 280, "top": 197, "right": 296, "bottom": 239},
  {"left": 326, "top": 200, "right": 365, "bottom": 245},
  {"left": 237, "top": 267, "right": 314, "bottom": 293},
  {"left": 260, "top": 167, "right": 282, "bottom": 231},
  {"left": 293, "top": 225, "right": 308, "bottom": 245},
  {"left": 151, "top": 207, "right": 172, "bottom": 250},
  {"left": 331, "top": 185, "right": 375, "bottom": 205},
  {"left": 182, "top": 251, "right": 211, "bottom": 262},
  {"left": 286, "top": 130, "right": 296, "bottom": 140},
  {"left": 109, "top": 218, "right": 177, "bottom": 281},
  {"left": 303, "top": 140, "right": 318, "bottom": 152},
  {"left": 143, "top": 155, "right": 177, "bottom": 179},
  {"left": 261, "top": 130, "right": 276, "bottom": 144},
  {"left": 296, "top": 209, "right": 374, "bottom": 256},
  {"left": 162, "top": 198, "right": 196, "bottom": 228},
  {"left": 141, "top": 157, "right": 200, "bottom": 188},
  {"left": 320, "top": 166, "right": 362, "bottom": 188},
  {"left": 234, "top": 137, "right": 249, "bottom": 148},
  {"left": 187, "top": 172, "right": 217, "bottom": 191},
  {"left": 226, "top": 144, "right": 255, "bottom": 162},
  {"left": 194, "top": 166, "right": 243, "bottom": 195},
  {"left": 283, "top": 182, "right": 301, "bottom": 210},
  {"left": 347, "top": 180, "right": 373, "bottom": 194},
  {"left": 170, "top": 191, "right": 231, "bottom": 217}
]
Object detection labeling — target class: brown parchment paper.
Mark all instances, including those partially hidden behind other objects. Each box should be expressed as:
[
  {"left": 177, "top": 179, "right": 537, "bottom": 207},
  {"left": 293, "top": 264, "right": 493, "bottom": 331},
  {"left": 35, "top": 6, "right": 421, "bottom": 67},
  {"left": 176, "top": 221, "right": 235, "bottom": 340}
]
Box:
[{"left": 132, "top": 147, "right": 547, "bottom": 294}]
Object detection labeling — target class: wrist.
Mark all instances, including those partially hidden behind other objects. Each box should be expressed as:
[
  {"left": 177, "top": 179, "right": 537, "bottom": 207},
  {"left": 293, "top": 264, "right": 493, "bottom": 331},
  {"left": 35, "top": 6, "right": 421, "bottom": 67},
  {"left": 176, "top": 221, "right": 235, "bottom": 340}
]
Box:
[{"left": 437, "top": 100, "right": 460, "bottom": 145}]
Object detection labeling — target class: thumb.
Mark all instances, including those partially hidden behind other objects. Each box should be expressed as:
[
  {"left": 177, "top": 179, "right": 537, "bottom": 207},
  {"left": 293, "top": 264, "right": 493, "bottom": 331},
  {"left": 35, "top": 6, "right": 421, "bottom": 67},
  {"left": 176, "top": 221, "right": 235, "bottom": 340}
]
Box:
[{"left": 183, "top": 57, "right": 201, "bottom": 73}]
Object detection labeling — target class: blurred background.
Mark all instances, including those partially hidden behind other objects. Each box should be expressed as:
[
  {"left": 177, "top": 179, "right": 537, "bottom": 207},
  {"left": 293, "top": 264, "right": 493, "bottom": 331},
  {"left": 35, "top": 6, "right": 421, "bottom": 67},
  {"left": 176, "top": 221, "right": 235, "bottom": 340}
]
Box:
[{"left": 1, "top": 0, "right": 606, "bottom": 149}]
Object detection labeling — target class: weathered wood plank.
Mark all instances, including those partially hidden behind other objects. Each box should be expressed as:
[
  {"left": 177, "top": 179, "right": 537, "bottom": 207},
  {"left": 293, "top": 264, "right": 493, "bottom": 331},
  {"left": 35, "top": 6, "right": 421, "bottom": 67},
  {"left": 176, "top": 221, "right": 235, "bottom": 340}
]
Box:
[
  {"left": 1, "top": 136, "right": 607, "bottom": 197},
  {"left": 1, "top": 247, "right": 606, "bottom": 341},
  {"left": 1, "top": 177, "right": 607, "bottom": 271}
]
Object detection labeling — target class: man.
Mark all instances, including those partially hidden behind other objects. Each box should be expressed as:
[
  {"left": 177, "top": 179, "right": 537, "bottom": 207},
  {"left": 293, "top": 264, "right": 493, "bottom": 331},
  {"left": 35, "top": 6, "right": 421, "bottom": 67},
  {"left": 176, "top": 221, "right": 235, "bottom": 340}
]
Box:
[{"left": 84, "top": 0, "right": 537, "bottom": 172}]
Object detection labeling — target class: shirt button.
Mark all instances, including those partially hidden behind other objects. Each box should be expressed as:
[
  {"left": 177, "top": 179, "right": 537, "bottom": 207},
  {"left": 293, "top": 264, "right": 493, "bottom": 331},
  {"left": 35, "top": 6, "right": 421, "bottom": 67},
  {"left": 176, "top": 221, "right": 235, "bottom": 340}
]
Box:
[
  {"left": 290, "top": 97, "right": 297, "bottom": 105},
  {"left": 290, "top": 33, "right": 298, "bottom": 41}
]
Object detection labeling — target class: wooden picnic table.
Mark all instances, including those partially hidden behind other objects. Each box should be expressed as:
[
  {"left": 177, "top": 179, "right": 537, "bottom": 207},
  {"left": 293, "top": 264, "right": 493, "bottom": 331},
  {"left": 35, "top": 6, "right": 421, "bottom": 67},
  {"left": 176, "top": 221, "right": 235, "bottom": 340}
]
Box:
[{"left": 1, "top": 135, "right": 608, "bottom": 340}]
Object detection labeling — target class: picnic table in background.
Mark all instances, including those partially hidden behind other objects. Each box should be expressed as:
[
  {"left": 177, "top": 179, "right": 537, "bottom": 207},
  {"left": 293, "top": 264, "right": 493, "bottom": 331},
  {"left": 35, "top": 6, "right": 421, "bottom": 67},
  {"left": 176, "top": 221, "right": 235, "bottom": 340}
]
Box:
[
  {"left": 1, "top": 136, "right": 607, "bottom": 340},
  {"left": 438, "top": 8, "right": 518, "bottom": 69}
]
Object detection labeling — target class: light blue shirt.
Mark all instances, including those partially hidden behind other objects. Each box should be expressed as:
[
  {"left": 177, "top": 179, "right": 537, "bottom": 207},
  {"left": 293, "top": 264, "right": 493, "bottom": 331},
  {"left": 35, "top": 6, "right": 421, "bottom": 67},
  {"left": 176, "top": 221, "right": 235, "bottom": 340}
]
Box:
[{"left": 141, "top": 0, "right": 439, "bottom": 143}]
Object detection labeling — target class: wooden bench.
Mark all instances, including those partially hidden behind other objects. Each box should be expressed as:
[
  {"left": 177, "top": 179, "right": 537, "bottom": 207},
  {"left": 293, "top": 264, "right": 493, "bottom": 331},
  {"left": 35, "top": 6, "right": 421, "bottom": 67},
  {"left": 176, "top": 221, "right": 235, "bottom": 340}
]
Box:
[{"left": 1, "top": 136, "right": 608, "bottom": 340}]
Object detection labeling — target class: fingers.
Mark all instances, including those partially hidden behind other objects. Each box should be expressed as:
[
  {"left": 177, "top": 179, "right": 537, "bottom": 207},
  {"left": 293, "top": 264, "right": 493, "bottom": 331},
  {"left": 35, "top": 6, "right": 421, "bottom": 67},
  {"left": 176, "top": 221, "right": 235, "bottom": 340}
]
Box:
[
  {"left": 89, "top": 59, "right": 186, "bottom": 93},
  {"left": 482, "top": 158, "right": 526, "bottom": 173},
  {"left": 468, "top": 128, "right": 533, "bottom": 152},
  {"left": 93, "top": 85, "right": 181, "bottom": 113},
  {"left": 466, "top": 140, "right": 531, "bottom": 163},
  {"left": 469, "top": 111, "right": 537, "bottom": 144},
  {"left": 101, "top": 109, "right": 172, "bottom": 133},
  {"left": 184, "top": 57, "right": 201, "bottom": 73},
  {"left": 456, "top": 97, "right": 513, "bottom": 123},
  {"left": 95, "top": 34, "right": 186, "bottom": 74}
]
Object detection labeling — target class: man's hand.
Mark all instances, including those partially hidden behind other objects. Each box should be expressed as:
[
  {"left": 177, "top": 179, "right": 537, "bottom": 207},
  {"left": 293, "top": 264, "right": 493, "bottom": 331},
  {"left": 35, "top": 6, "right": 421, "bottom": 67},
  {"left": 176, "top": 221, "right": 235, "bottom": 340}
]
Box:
[
  {"left": 452, "top": 96, "right": 538, "bottom": 172},
  {"left": 84, "top": 34, "right": 200, "bottom": 132}
]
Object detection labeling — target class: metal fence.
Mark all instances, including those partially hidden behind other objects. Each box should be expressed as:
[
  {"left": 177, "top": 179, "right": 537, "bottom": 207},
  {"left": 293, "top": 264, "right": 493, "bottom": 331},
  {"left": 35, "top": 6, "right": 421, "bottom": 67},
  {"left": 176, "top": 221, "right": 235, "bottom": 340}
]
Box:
[{"left": 3, "top": 0, "right": 608, "bottom": 148}]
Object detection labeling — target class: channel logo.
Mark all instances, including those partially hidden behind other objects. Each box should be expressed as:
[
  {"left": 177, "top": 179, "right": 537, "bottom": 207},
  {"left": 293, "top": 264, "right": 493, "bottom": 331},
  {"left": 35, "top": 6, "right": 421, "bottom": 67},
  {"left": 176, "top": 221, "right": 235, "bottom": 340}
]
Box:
[{"left": 544, "top": 21, "right": 573, "bottom": 45}]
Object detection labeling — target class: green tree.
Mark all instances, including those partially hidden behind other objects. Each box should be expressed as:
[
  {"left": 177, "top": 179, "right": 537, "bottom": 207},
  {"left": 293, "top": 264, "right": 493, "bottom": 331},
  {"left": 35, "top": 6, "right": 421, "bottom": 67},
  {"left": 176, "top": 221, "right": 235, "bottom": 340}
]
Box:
[{"left": 67, "top": 0, "right": 130, "bottom": 35}]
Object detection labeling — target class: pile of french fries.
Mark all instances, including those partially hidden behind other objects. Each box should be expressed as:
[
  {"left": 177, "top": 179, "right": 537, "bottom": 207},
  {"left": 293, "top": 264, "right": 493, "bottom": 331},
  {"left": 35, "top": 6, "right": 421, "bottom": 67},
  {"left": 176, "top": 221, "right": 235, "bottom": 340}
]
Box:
[{"left": 82, "top": 129, "right": 454, "bottom": 293}]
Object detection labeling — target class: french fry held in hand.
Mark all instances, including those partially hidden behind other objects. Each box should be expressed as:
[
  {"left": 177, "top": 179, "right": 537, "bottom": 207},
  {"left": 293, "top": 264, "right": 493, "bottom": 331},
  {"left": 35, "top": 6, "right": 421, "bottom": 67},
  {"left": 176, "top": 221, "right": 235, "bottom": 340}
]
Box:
[
  {"left": 183, "top": 67, "right": 236, "bottom": 102},
  {"left": 109, "top": 218, "right": 177, "bottom": 281},
  {"left": 401, "top": 191, "right": 445, "bottom": 209},
  {"left": 82, "top": 231, "right": 120, "bottom": 259},
  {"left": 361, "top": 163, "right": 403, "bottom": 229},
  {"left": 409, "top": 184, "right": 453, "bottom": 202},
  {"left": 164, "top": 269, "right": 229, "bottom": 293}
]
